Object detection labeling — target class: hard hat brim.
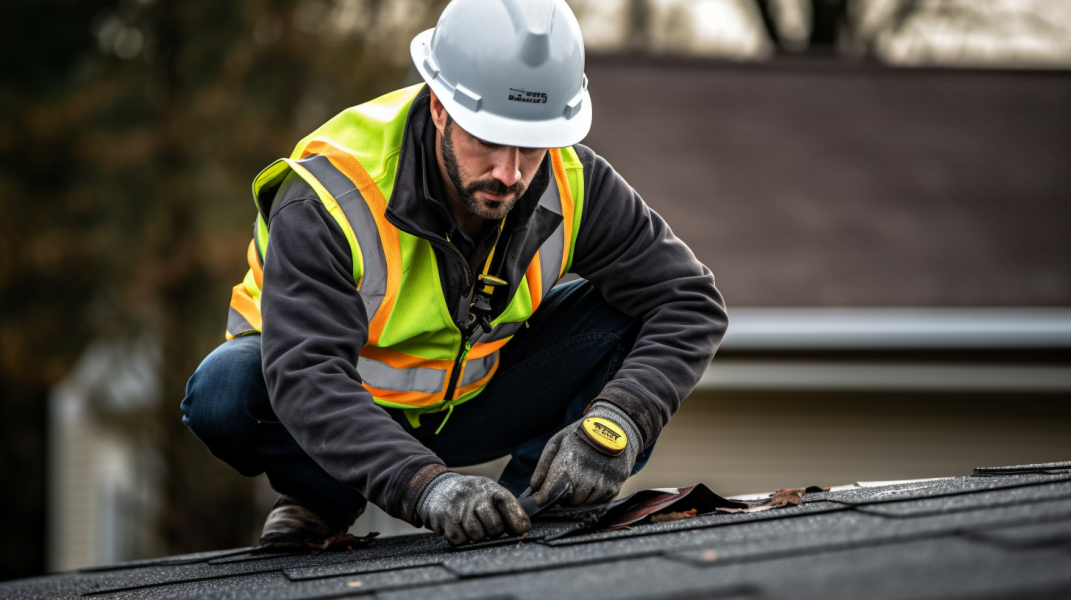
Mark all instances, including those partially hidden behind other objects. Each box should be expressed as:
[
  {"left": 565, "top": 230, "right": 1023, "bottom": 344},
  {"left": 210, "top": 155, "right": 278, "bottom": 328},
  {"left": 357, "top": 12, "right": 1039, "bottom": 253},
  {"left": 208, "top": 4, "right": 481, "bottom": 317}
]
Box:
[{"left": 410, "top": 29, "right": 592, "bottom": 149}]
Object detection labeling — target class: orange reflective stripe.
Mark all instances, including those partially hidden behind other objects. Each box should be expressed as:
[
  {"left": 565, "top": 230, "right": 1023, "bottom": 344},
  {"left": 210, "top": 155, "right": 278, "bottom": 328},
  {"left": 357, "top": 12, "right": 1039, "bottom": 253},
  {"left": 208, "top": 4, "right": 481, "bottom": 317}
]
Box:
[
  {"left": 247, "top": 240, "right": 264, "bottom": 290},
  {"left": 229, "top": 283, "right": 263, "bottom": 331},
  {"left": 362, "top": 385, "right": 446, "bottom": 408},
  {"left": 455, "top": 358, "right": 500, "bottom": 399},
  {"left": 469, "top": 337, "right": 510, "bottom": 359},
  {"left": 359, "top": 346, "right": 452, "bottom": 406},
  {"left": 549, "top": 148, "right": 574, "bottom": 278},
  {"left": 357, "top": 344, "right": 506, "bottom": 407},
  {"left": 527, "top": 249, "right": 544, "bottom": 313},
  {"left": 359, "top": 346, "right": 455, "bottom": 372},
  {"left": 302, "top": 141, "right": 401, "bottom": 346}
]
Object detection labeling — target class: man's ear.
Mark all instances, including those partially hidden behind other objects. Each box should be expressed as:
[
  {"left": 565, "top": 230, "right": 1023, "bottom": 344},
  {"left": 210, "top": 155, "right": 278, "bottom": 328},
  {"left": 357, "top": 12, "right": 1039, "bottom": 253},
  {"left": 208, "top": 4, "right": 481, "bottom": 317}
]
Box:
[{"left": 428, "top": 89, "right": 449, "bottom": 136}]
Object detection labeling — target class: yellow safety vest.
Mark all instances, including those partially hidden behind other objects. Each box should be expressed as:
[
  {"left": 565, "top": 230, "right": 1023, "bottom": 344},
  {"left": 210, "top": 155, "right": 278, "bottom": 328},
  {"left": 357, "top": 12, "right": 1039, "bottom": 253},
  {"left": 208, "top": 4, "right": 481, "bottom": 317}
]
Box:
[{"left": 226, "top": 84, "right": 586, "bottom": 426}]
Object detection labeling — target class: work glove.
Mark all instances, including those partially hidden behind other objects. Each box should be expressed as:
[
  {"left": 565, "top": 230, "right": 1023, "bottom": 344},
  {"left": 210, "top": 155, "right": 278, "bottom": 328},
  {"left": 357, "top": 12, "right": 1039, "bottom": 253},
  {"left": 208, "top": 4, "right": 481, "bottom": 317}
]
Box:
[
  {"left": 416, "top": 473, "right": 531, "bottom": 545},
  {"left": 531, "top": 401, "right": 642, "bottom": 506}
]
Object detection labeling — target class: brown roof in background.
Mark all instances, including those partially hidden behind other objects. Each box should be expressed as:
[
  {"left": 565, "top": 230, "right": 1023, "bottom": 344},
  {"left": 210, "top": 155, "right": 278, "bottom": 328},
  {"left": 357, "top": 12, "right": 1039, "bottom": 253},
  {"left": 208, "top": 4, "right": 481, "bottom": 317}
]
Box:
[{"left": 582, "top": 56, "right": 1071, "bottom": 307}]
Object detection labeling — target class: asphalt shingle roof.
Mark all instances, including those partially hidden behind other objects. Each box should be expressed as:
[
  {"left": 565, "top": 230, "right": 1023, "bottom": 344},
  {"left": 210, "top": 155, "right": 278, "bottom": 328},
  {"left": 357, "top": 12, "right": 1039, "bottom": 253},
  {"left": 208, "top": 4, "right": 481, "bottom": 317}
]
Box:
[{"left": 4, "top": 461, "right": 1070, "bottom": 599}]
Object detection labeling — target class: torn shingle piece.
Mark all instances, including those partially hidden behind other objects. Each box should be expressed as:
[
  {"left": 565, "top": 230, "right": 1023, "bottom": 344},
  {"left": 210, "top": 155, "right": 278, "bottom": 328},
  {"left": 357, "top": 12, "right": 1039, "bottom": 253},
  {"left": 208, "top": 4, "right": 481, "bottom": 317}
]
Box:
[
  {"left": 716, "top": 489, "right": 805, "bottom": 514},
  {"left": 532, "top": 484, "right": 748, "bottom": 541},
  {"left": 605, "top": 485, "right": 745, "bottom": 526},
  {"left": 651, "top": 509, "right": 699, "bottom": 523}
]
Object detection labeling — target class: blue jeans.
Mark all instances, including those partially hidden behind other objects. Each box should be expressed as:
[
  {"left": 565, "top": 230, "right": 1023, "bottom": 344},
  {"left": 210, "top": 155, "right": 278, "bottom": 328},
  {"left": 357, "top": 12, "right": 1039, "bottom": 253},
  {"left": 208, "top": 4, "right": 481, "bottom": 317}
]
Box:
[{"left": 181, "top": 279, "right": 654, "bottom": 521}]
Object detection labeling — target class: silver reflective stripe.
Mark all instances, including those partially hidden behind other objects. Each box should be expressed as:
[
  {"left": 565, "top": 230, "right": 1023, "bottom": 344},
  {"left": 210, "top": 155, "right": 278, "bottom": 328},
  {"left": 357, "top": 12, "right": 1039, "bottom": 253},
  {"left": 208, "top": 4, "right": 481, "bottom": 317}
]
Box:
[
  {"left": 358, "top": 356, "right": 446, "bottom": 394},
  {"left": 227, "top": 307, "right": 256, "bottom": 337},
  {"left": 253, "top": 218, "right": 265, "bottom": 264},
  {"left": 540, "top": 224, "right": 565, "bottom": 297},
  {"left": 297, "top": 154, "right": 388, "bottom": 321},
  {"left": 538, "top": 174, "right": 563, "bottom": 217},
  {"left": 461, "top": 352, "right": 498, "bottom": 386},
  {"left": 473, "top": 321, "right": 524, "bottom": 344},
  {"left": 538, "top": 174, "right": 565, "bottom": 297}
]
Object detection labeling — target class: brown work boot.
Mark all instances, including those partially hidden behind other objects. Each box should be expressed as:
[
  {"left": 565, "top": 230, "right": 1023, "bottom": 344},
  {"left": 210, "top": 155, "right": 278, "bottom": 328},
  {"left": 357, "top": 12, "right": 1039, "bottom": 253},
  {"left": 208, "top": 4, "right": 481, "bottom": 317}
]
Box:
[{"left": 259, "top": 495, "right": 365, "bottom": 551}]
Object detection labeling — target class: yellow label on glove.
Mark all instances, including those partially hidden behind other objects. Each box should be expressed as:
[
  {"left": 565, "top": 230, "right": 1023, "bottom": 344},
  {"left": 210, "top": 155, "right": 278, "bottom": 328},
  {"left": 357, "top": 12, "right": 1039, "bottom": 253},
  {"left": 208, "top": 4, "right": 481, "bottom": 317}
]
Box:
[{"left": 579, "top": 417, "right": 627, "bottom": 456}]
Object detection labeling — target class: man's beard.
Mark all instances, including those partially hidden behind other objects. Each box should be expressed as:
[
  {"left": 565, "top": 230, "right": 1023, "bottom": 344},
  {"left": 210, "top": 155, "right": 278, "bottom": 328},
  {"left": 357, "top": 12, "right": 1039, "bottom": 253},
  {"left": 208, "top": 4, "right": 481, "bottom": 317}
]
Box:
[{"left": 441, "top": 117, "right": 526, "bottom": 220}]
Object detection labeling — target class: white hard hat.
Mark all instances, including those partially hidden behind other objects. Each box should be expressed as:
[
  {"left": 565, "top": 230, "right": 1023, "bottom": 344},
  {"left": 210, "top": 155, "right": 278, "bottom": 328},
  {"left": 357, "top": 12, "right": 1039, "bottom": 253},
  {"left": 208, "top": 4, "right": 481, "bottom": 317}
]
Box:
[{"left": 410, "top": 0, "right": 591, "bottom": 149}]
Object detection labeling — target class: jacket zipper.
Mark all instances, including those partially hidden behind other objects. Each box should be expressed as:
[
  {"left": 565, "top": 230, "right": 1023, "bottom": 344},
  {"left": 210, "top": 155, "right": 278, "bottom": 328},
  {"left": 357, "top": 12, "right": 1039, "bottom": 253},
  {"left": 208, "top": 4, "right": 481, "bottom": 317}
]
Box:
[{"left": 443, "top": 337, "right": 471, "bottom": 403}]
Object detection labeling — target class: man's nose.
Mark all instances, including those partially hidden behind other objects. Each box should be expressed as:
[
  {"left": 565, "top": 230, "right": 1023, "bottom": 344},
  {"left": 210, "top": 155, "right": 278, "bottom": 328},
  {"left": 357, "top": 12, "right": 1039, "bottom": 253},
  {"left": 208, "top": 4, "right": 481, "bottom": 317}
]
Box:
[{"left": 491, "top": 147, "right": 522, "bottom": 187}]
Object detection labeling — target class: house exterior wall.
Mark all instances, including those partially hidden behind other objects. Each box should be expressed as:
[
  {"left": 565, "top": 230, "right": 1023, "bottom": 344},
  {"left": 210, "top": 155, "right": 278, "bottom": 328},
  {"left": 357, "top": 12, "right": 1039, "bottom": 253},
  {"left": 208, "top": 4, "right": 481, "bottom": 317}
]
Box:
[{"left": 583, "top": 56, "right": 1071, "bottom": 307}]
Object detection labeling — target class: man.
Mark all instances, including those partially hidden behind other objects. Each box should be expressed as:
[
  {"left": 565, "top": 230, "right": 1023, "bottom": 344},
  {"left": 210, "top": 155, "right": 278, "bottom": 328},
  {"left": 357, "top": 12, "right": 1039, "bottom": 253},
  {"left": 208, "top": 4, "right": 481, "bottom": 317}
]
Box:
[{"left": 181, "top": 0, "right": 726, "bottom": 548}]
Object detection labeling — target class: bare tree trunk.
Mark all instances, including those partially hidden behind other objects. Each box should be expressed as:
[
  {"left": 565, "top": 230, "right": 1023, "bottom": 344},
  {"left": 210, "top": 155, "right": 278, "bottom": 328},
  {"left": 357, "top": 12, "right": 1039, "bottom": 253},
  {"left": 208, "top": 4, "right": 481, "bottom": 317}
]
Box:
[
  {"left": 627, "top": 0, "right": 653, "bottom": 51},
  {"left": 809, "top": 0, "right": 848, "bottom": 48},
  {"left": 755, "top": 0, "right": 783, "bottom": 50}
]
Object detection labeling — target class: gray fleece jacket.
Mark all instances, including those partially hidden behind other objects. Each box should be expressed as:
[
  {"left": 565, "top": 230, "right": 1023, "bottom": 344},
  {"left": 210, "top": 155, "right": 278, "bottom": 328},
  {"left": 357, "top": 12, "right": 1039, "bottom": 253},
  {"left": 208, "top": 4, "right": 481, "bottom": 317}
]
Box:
[{"left": 259, "top": 85, "right": 727, "bottom": 524}]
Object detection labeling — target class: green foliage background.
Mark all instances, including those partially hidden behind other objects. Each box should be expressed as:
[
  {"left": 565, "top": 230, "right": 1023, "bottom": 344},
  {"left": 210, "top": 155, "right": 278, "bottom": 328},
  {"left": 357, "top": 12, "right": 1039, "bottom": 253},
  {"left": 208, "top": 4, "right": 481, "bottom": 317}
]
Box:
[{"left": 0, "top": 0, "right": 443, "bottom": 580}]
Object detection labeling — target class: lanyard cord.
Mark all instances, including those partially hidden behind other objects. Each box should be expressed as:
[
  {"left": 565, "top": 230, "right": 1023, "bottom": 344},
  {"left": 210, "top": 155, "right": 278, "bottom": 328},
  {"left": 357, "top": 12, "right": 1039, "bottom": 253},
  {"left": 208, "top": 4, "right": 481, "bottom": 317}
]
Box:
[{"left": 478, "top": 218, "right": 508, "bottom": 294}]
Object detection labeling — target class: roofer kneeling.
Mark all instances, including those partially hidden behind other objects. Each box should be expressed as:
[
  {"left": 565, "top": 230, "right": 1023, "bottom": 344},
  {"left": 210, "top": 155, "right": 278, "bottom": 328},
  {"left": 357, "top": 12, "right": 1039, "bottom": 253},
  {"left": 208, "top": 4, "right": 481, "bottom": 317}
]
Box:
[{"left": 181, "top": 0, "right": 727, "bottom": 548}]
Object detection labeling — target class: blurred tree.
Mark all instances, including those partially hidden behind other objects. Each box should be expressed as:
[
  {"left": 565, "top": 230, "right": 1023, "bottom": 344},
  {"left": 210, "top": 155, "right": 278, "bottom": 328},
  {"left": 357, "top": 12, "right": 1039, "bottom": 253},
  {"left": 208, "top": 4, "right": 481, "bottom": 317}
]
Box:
[
  {"left": 754, "top": 0, "right": 921, "bottom": 56},
  {"left": 626, "top": 0, "right": 653, "bottom": 51},
  {"left": 0, "top": 0, "right": 443, "bottom": 579}
]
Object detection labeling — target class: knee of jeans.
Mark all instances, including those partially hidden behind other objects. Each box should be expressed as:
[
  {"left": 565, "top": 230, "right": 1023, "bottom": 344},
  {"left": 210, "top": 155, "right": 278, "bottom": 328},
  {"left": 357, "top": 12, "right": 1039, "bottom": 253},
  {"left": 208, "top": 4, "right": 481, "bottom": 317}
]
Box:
[
  {"left": 182, "top": 341, "right": 264, "bottom": 449},
  {"left": 573, "top": 280, "right": 641, "bottom": 337}
]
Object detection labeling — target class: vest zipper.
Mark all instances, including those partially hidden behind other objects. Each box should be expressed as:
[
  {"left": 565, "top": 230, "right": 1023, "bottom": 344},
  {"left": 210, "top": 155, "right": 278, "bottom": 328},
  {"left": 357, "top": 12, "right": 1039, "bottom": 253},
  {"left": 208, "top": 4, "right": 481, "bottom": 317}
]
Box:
[
  {"left": 438, "top": 298, "right": 477, "bottom": 434},
  {"left": 442, "top": 337, "right": 471, "bottom": 405}
]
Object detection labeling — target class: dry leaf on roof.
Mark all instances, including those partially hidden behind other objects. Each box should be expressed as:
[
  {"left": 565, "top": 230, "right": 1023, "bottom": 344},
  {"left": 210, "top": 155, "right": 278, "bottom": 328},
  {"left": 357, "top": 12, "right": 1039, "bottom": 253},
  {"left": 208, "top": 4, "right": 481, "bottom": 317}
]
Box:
[
  {"left": 651, "top": 509, "right": 699, "bottom": 523},
  {"left": 715, "top": 489, "right": 805, "bottom": 514},
  {"left": 306, "top": 532, "right": 379, "bottom": 552}
]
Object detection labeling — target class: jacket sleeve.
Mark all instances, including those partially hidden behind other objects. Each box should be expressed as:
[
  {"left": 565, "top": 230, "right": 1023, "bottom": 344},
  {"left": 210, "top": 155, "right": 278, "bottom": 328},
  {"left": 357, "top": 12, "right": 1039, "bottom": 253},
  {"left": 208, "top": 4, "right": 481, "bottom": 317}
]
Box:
[
  {"left": 260, "top": 173, "right": 446, "bottom": 523},
  {"left": 569, "top": 144, "right": 728, "bottom": 448}
]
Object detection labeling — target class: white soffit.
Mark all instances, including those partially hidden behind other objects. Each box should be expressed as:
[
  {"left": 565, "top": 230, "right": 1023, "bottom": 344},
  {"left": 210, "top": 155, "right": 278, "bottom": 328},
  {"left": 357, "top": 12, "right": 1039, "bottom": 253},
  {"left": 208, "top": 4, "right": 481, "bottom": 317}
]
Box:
[{"left": 720, "top": 308, "right": 1071, "bottom": 351}]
